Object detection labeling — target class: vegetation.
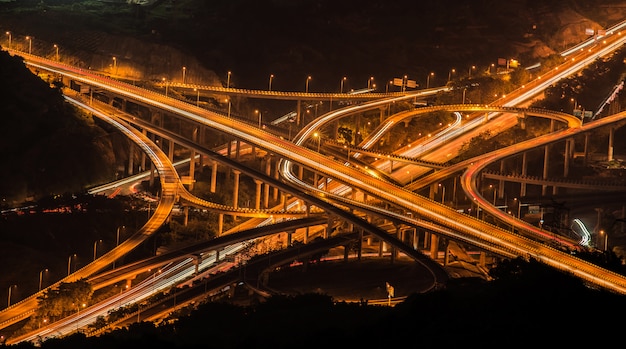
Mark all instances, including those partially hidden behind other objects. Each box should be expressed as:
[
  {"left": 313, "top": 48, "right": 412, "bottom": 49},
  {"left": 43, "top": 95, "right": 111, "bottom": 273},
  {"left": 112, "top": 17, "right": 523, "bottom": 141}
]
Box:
[{"left": 6, "top": 257, "right": 626, "bottom": 348}]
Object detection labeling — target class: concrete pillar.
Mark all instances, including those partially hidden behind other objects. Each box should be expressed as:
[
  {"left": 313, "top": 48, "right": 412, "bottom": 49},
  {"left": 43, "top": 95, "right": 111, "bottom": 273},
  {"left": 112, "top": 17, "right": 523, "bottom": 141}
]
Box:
[
  {"left": 183, "top": 206, "right": 189, "bottom": 226},
  {"left": 542, "top": 144, "right": 550, "bottom": 195},
  {"left": 218, "top": 213, "right": 224, "bottom": 236},
  {"left": 412, "top": 229, "right": 418, "bottom": 250},
  {"left": 357, "top": 229, "right": 363, "bottom": 261},
  {"left": 498, "top": 160, "right": 505, "bottom": 199},
  {"left": 232, "top": 170, "right": 241, "bottom": 220},
  {"left": 479, "top": 251, "right": 486, "bottom": 266},
  {"left": 141, "top": 129, "right": 147, "bottom": 173},
  {"left": 608, "top": 126, "right": 615, "bottom": 161},
  {"left": 429, "top": 234, "right": 439, "bottom": 261},
  {"left": 128, "top": 142, "right": 135, "bottom": 175},
  {"left": 583, "top": 133, "right": 590, "bottom": 166},
  {"left": 211, "top": 160, "right": 218, "bottom": 193},
  {"left": 254, "top": 179, "right": 262, "bottom": 210},
  {"left": 521, "top": 152, "right": 527, "bottom": 197},
  {"left": 235, "top": 140, "right": 241, "bottom": 160},
  {"left": 563, "top": 138, "right": 570, "bottom": 178},
  {"left": 304, "top": 204, "right": 310, "bottom": 244},
  {"left": 168, "top": 139, "right": 175, "bottom": 162},
  {"left": 296, "top": 100, "right": 302, "bottom": 126},
  {"left": 443, "top": 239, "right": 450, "bottom": 266},
  {"left": 264, "top": 156, "right": 272, "bottom": 208},
  {"left": 227, "top": 139, "right": 233, "bottom": 158},
  {"left": 273, "top": 160, "right": 280, "bottom": 201}
]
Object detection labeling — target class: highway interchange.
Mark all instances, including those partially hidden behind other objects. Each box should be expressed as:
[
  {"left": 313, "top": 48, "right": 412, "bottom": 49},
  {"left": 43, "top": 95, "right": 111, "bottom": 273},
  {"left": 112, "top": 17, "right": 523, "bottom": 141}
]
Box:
[{"left": 2, "top": 19, "right": 626, "bottom": 345}]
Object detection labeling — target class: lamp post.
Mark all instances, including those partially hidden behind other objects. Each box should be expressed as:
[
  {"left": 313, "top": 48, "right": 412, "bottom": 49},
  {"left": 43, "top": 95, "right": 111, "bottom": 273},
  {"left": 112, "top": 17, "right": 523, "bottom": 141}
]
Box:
[
  {"left": 93, "top": 239, "right": 102, "bottom": 261},
  {"left": 255, "top": 109, "right": 262, "bottom": 128},
  {"left": 7, "top": 285, "right": 16, "bottom": 307},
  {"left": 162, "top": 77, "right": 168, "bottom": 96},
  {"left": 39, "top": 269, "right": 48, "bottom": 291},
  {"left": 67, "top": 254, "right": 76, "bottom": 276},
  {"left": 368, "top": 76, "right": 374, "bottom": 90},
  {"left": 448, "top": 68, "right": 455, "bottom": 82},
  {"left": 53, "top": 44, "right": 59, "bottom": 61},
  {"left": 112, "top": 56, "right": 117, "bottom": 74},
  {"left": 340, "top": 77, "right": 346, "bottom": 93},
  {"left": 462, "top": 88, "right": 467, "bottom": 104},
  {"left": 5, "top": 31, "right": 10, "bottom": 50},
  {"left": 26, "top": 36, "right": 32, "bottom": 54},
  {"left": 313, "top": 132, "right": 321, "bottom": 153},
  {"left": 269, "top": 74, "right": 274, "bottom": 91},
  {"left": 600, "top": 230, "right": 608, "bottom": 251},
  {"left": 182, "top": 66, "right": 186, "bottom": 84},
  {"left": 426, "top": 72, "right": 434, "bottom": 89},
  {"left": 468, "top": 65, "right": 475, "bottom": 79},
  {"left": 305, "top": 75, "right": 311, "bottom": 93},
  {"left": 438, "top": 183, "right": 446, "bottom": 204},
  {"left": 226, "top": 71, "right": 231, "bottom": 88}
]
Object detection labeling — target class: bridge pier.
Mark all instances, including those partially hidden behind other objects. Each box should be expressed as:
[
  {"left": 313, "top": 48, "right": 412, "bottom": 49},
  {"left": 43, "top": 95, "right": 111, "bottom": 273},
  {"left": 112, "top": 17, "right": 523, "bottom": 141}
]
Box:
[
  {"left": 429, "top": 234, "right": 439, "bottom": 261},
  {"left": 264, "top": 156, "right": 272, "bottom": 208},
  {"left": 128, "top": 142, "right": 135, "bottom": 176},
  {"left": 254, "top": 179, "right": 262, "bottom": 210},
  {"left": 608, "top": 126, "right": 615, "bottom": 161},
  {"left": 218, "top": 213, "right": 224, "bottom": 236},
  {"left": 520, "top": 152, "right": 527, "bottom": 197},
  {"left": 273, "top": 160, "right": 280, "bottom": 201},
  {"left": 232, "top": 169, "right": 241, "bottom": 221},
  {"left": 211, "top": 160, "right": 218, "bottom": 193}
]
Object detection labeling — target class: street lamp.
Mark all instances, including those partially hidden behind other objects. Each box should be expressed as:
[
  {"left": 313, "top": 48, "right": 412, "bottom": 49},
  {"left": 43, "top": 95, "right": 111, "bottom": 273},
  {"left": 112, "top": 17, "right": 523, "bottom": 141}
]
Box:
[
  {"left": 53, "top": 44, "right": 59, "bottom": 61},
  {"left": 305, "top": 75, "right": 312, "bottom": 93},
  {"left": 313, "top": 132, "right": 321, "bottom": 153},
  {"left": 600, "top": 230, "right": 608, "bottom": 251},
  {"left": 112, "top": 56, "right": 117, "bottom": 74},
  {"left": 194, "top": 88, "right": 200, "bottom": 106},
  {"left": 162, "top": 77, "right": 168, "bottom": 96},
  {"left": 182, "top": 66, "right": 186, "bottom": 84},
  {"left": 468, "top": 65, "right": 476, "bottom": 79},
  {"left": 448, "top": 68, "right": 455, "bottom": 82},
  {"left": 255, "top": 109, "right": 262, "bottom": 128},
  {"left": 426, "top": 72, "right": 434, "bottom": 89},
  {"left": 5, "top": 31, "right": 10, "bottom": 50},
  {"left": 227, "top": 71, "right": 231, "bottom": 88},
  {"left": 438, "top": 183, "right": 446, "bottom": 204},
  {"left": 7, "top": 285, "right": 16, "bottom": 307},
  {"left": 340, "top": 76, "right": 347, "bottom": 93},
  {"left": 26, "top": 36, "right": 32, "bottom": 54},
  {"left": 39, "top": 269, "right": 48, "bottom": 291},
  {"left": 269, "top": 74, "right": 274, "bottom": 91},
  {"left": 67, "top": 254, "right": 76, "bottom": 276},
  {"left": 368, "top": 76, "right": 374, "bottom": 90},
  {"left": 93, "top": 239, "right": 102, "bottom": 261}
]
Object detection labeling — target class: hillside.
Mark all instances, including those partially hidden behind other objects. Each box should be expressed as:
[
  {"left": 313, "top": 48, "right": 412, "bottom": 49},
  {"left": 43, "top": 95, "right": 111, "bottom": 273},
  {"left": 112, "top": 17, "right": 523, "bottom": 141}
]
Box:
[{"left": 0, "top": 0, "right": 624, "bottom": 93}]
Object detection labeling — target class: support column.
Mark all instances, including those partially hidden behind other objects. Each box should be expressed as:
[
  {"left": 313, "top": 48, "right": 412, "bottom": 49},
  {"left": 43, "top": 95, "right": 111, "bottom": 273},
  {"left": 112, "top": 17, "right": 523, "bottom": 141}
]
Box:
[
  {"left": 254, "top": 179, "right": 262, "bottom": 210},
  {"left": 168, "top": 139, "right": 175, "bottom": 162},
  {"left": 235, "top": 140, "right": 241, "bottom": 160},
  {"left": 218, "top": 213, "right": 224, "bottom": 236},
  {"left": 210, "top": 160, "right": 218, "bottom": 193},
  {"left": 232, "top": 170, "right": 241, "bottom": 220},
  {"left": 563, "top": 138, "right": 571, "bottom": 178},
  {"left": 583, "top": 132, "right": 589, "bottom": 166},
  {"left": 273, "top": 160, "right": 280, "bottom": 201},
  {"left": 183, "top": 206, "right": 189, "bottom": 226},
  {"left": 429, "top": 234, "right": 439, "bottom": 261},
  {"left": 128, "top": 142, "right": 135, "bottom": 175},
  {"left": 521, "top": 152, "right": 527, "bottom": 197},
  {"left": 608, "top": 126, "right": 615, "bottom": 162},
  {"left": 264, "top": 156, "right": 272, "bottom": 208}
]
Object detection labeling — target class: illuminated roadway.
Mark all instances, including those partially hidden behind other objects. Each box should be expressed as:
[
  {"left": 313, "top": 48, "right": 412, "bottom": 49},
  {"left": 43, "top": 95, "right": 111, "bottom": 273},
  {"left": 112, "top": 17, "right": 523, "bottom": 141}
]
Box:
[
  {"left": 12, "top": 30, "right": 626, "bottom": 295},
  {"left": 2, "top": 21, "right": 626, "bottom": 341}
]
